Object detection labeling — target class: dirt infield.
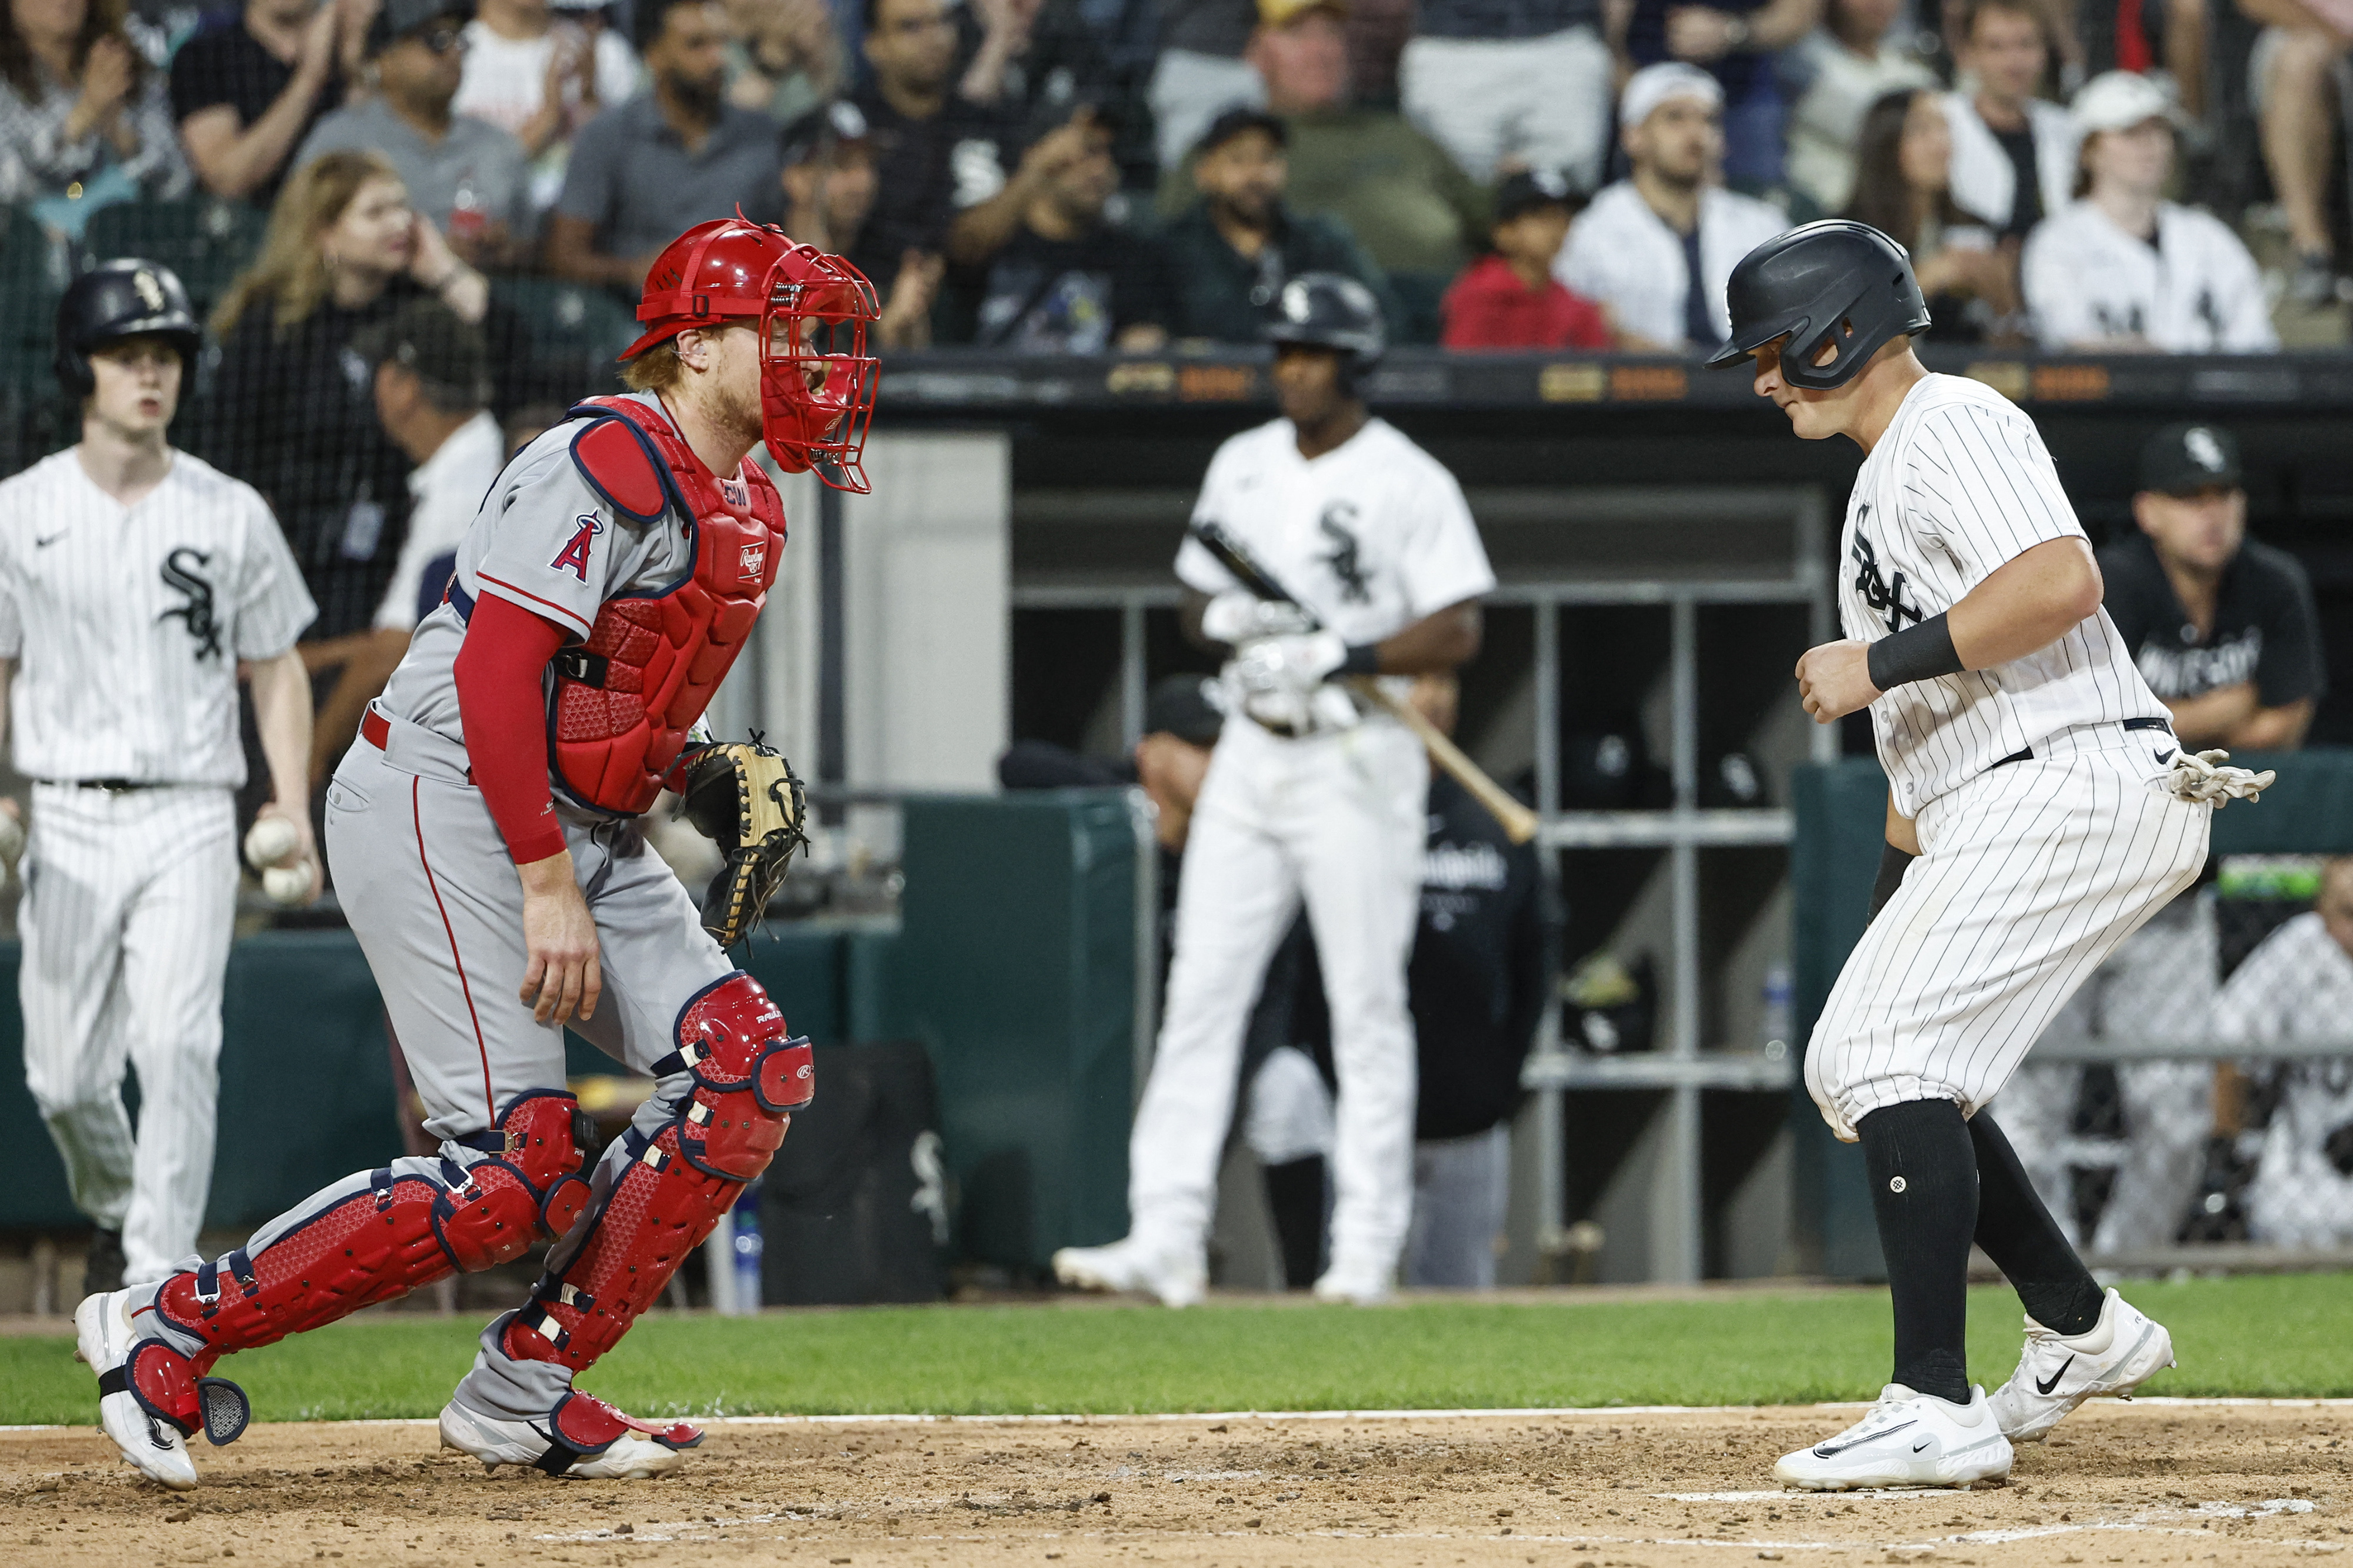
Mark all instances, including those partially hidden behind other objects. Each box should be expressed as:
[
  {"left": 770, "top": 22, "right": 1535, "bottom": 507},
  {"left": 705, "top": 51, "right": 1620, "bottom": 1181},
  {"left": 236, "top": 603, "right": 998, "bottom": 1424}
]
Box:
[{"left": 4, "top": 1402, "right": 2347, "bottom": 1566}]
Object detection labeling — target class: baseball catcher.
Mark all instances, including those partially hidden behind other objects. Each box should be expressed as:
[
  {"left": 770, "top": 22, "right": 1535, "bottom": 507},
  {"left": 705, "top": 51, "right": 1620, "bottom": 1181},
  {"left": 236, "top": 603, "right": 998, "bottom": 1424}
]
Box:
[{"left": 78, "top": 218, "right": 876, "bottom": 1489}]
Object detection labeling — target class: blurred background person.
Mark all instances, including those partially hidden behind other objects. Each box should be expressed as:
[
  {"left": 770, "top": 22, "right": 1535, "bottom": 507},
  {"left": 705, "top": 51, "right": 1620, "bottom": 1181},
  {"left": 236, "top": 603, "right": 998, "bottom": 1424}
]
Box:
[
  {"left": 1399, "top": 675, "right": 1558, "bottom": 1292},
  {"left": 546, "top": 0, "right": 781, "bottom": 289},
  {"left": 725, "top": 0, "right": 836, "bottom": 125},
  {"left": 1941, "top": 0, "right": 2076, "bottom": 241},
  {"left": 204, "top": 148, "right": 487, "bottom": 782},
  {"left": 454, "top": 0, "right": 639, "bottom": 212},
  {"left": 1841, "top": 87, "right": 2024, "bottom": 343},
  {"left": 1439, "top": 168, "right": 1614, "bottom": 350},
  {"left": 1162, "top": 106, "right": 1394, "bottom": 343},
  {"left": 2212, "top": 857, "right": 2353, "bottom": 1250},
  {"left": 307, "top": 297, "right": 501, "bottom": 788},
  {"left": 297, "top": 0, "right": 536, "bottom": 267},
  {"left": 1779, "top": 0, "right": 1934, "bottom": 218},
  {"left": 1395, "top": 0, "right": 1611, "bottom": 191},
  {"left": 169, "top": 0, "right": 349, "bottom": 205},
  {"left": 2021, "top": 70, "right": 2275, "bottom": 352},
  {"left": 954, "top": 0, "right": 1122, "bottom": 161},
  {"left": 1555, "top": 63, "right": 1785, "bottom": 353},
  {"left": 1612, "top": 0, "right": 1821, "bottom": 191},
  {"left": 1149, "top": 0, "right": 1263, "bottom": 171},
  {"left": 779, "top": 99, "right": 943, "bottom": 348},
  {"left": 0, "top": 0, "right": 189, "bottom": 236},
  {"left": 2241, "top": 0, "right": 2350, "bottom": 306},
  {"left": 939, "top": 105, "right": 1174, "bottom": 350}
]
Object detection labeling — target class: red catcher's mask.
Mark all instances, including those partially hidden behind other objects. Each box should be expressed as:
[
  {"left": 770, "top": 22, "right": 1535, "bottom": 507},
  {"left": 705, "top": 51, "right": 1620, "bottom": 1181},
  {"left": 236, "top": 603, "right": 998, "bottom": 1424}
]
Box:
[{"left": 625, "top": 216, "right": 881, "bottom": 493}]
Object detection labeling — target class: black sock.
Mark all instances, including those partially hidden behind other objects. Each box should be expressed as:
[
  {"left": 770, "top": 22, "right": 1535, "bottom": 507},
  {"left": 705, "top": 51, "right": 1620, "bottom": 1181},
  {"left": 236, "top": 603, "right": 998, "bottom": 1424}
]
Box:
[
  {"left": 1858, "top": 1099, "right": 1977, "bottom": 1404},
  {"left": 1969, "top": 1110, "right": 2105, "bottom": 1336},
  {"left": 1262, "top": 1157, "right": 1327, "bottom": 1290}
]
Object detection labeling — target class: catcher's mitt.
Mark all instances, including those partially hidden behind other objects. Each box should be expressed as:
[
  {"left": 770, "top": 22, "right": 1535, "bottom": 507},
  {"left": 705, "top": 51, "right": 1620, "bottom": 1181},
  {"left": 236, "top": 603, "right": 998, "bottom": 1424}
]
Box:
[{"left": 680, "top": 739, "right": 809, "bottom": 946}]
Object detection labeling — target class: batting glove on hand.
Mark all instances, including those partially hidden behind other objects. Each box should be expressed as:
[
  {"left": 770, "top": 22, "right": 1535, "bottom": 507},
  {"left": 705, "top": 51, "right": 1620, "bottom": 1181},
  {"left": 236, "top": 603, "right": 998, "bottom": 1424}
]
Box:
[
  {"left": 1200, "top": 590, "right": 1318, "bottom": 646},
  {"left": 1232, "top": 632, "right": 1349, "bottom": 732},
  {"left": 2165, "top": 748, "right": 2276, "bottom": 808}
]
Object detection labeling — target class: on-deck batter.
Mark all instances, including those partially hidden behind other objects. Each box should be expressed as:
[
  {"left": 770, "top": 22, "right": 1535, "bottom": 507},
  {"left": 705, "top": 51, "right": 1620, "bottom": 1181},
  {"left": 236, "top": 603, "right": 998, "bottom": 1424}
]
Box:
[
  {"left": 1052, "top": 274, "right": 1496, "bottom": 1306},
  {"left": 74, "top": 218, "right": 879, "bottom": 1492},
  {"left": 1, "top": 261, "right": 318, "bottom": 1292},
  {"left": 1707, "top": 221, "right": 2269, "bottom": 1491}
]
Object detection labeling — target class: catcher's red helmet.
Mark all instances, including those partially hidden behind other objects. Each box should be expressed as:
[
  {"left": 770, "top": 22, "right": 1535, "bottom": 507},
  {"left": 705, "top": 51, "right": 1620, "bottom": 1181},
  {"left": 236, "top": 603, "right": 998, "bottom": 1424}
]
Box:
[{"left": 625, "top": 215, "right": 881, "bottom": 493}]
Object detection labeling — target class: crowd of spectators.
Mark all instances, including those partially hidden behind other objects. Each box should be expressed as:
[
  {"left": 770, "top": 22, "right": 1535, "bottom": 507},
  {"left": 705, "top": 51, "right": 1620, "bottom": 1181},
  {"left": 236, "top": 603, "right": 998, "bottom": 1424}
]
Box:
[{"left": 0, "top": 0, "right": 2341, "bottom": 369}]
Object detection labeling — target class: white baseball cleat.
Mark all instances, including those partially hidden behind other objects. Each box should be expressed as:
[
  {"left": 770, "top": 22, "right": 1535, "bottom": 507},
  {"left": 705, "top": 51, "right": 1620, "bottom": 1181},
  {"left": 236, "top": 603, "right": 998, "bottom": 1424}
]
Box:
[
  {"left": 438, "top": 1392, "right": 702, "bottom": 1480},
  {"left": 75, "top": 1290, "right": 198, "bottom": 1492},
  {"left": 1986, "top": 1286, "right": 2175, "bottom": 1443},
  {"left": 1773, "top": 1383, "right": 2013, "bottom": 1491},
  {"left": 1310, "top": 1257, "right": 1394, "bottom": 1306},
  {"left": 1050, "top": 1237, "right": 1207, "bottom": 1307}
]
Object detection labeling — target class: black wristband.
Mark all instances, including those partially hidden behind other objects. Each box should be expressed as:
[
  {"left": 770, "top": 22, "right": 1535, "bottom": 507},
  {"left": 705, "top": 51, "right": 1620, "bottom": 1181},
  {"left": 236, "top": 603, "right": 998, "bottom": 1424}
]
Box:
[
  {"left": 1340, "top": 642, "right": 1381, "bottom": 676},
  {"left": 1868, "top": 841, "right": 1916, "bottom": 924},
  {"left": 1865, "top": 612, "right": 1964, "bottom": 691}
]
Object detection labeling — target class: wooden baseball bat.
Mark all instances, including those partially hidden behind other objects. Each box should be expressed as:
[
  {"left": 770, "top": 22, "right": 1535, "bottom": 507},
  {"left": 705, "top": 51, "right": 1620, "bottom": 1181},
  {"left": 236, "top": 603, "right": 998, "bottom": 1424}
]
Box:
[{"left": 1187, "top": 522, "right": 1541, "bottom": 846}]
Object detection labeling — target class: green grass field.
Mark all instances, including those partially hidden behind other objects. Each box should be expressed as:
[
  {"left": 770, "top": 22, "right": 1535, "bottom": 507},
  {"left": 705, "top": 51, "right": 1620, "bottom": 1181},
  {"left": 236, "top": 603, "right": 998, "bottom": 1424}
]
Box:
[{"left": 6, "top": 1275, "right": 2349, "bottom": 1427}]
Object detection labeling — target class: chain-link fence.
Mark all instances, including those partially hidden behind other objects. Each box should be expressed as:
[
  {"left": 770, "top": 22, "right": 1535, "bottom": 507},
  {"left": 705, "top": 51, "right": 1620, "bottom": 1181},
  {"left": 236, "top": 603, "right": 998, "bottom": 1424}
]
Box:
[{"left": 1991, "top": 855, "right": 2353, "bottom": 1268}]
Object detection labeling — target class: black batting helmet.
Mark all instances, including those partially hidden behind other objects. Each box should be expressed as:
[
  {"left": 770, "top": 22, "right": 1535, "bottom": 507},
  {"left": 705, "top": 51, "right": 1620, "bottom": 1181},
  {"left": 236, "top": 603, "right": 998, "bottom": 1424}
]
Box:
[
  {"left": 1707, "top": 220, "right": 1930, "bottom": 391},
  {"left": 1262, "top": 272, "right": 1385, "bottom": 379},
  {"left": 56, "top": 258, "right": 202, "bottom": 399}
]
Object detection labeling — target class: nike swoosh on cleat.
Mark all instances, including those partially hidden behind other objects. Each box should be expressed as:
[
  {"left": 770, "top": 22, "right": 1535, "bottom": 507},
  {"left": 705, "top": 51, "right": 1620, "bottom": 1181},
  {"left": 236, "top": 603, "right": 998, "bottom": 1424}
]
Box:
[
  {"left": 1912, "top": 1438, "right": 1932, "bottom": 1453},
  {"left": 2035, "top": 1355, "right": 2075, "bottom": 1396}
]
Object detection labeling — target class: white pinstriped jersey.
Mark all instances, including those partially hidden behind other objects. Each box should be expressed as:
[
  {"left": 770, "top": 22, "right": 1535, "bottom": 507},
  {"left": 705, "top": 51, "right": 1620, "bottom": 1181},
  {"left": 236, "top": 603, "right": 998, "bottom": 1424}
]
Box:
[
  {"left": 1842, "top": 374, "right": 2168, "bottom": 816},
  {"left": 0, "top": 449, "right": 315, "bottom": 786}
]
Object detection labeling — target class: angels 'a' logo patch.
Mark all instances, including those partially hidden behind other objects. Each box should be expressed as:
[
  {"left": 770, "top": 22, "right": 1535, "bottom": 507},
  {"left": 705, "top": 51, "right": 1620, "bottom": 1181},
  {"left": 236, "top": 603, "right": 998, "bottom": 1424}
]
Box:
[
  {"left": 551, "top": 513, "right": 603, "bottom": 581},
  {"left": 740, "top": 542, "right": 767, "bottom": 581}
]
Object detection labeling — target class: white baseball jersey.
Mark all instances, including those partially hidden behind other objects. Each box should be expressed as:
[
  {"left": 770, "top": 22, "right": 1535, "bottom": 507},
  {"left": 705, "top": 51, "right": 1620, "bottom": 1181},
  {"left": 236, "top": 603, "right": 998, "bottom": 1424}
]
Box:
[
  {"left": 1841, "top": 373, "right": 2168, "bottom": 816},
  {"left": 1554, "top": 181, "right": 1787, "bottom": 349},
  {"left": 1174, "top": 416, "right": 1496, "bottom": 644},
  {"left": 2021, "top": 199, "right": 2277, "bottom": 353},
  {"left": 374, "top": 409, "right": 508, "bottom": 632},
  {"left": 0, "top": 449, "right": 315, "bottom": 785}
]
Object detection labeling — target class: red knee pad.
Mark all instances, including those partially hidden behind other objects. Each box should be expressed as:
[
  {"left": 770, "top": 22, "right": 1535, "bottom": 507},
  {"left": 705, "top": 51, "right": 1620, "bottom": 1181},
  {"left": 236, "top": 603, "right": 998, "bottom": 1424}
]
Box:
[
  {"left": 659, "top": 972, "right": 813, "bottom": 1180},
  {"left": 157, "top": 1092, "right": 596, "bottom": 1357}
]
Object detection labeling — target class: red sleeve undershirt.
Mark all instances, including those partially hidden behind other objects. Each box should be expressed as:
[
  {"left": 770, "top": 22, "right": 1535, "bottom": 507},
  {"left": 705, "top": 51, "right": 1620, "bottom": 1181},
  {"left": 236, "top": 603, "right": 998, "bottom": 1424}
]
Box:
[{"left": 452, "top": 591, "right": 570, "bottom": 865}]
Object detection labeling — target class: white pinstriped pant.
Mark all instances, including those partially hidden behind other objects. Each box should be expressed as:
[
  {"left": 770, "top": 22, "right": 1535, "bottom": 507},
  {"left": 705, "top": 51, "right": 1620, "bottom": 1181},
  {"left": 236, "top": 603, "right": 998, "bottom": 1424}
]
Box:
[
  {"left": 18, "top": 783, "right": 238, "bottom": 1284},
  {"left": 1807, "top": 733, "right": 2211, "bottom": 1143}
]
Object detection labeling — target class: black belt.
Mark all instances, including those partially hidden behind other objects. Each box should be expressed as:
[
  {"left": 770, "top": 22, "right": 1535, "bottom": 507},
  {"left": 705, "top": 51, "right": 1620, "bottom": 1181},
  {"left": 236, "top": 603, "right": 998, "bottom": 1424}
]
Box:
[
  {"left": 1989, "top": 716, "right": 2173, "bottom": 770},
  {"left": 43, "top": 778, "right": 162, "bottom": 792}
]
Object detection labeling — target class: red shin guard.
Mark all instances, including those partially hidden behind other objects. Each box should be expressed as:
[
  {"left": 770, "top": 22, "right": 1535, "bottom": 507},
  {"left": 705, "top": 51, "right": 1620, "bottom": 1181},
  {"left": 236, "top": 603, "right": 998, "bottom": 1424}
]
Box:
[
  {"left": 504, "top": 973, "right": 811, "bottom": 1373},
  {"left": 155, "top": 1092, "right": 594, "bottom": 1364}
]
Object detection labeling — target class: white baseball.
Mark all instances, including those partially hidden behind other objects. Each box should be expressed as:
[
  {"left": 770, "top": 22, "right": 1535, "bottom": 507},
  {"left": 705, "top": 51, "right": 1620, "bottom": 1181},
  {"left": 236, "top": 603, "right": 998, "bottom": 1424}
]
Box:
[
  {"left": 262, "top": 863, "right": 312, "bottom": 905},
  {"left": 245, "top": 815, "right": 301, "bottom": 870}
]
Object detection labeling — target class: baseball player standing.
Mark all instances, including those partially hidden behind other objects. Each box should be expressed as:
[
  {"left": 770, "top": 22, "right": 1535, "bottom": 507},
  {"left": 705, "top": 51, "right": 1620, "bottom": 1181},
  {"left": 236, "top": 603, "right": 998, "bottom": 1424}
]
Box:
[
  {"left": 1709, "top": 221, "right": 2270, "bottom": 1489},
  {"left": 2, "top": 261, "right": 318, "bottom": 1297},
  {"left": 1054, "top": 273, "right": 1496, "bottom": 1306},
  {"left": 75, "top": 217, "right": 878, "bottom": 1491}
]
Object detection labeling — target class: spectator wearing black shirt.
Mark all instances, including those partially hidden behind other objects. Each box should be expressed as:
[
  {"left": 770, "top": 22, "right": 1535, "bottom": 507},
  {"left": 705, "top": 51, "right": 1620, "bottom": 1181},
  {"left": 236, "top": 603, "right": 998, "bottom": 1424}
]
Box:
[
  {"left": 939, "top": 109, "right": 1172, "bottom": 349},
  {"left": 1939, "top": 0, "right": 2075, "bottom": 238},
  {"left": 1159, "top": 106, "right": 1394, "bottom": 342},
  {"left": 2101, "top": 422, "right": 2324, "bottom": 750},
  {"left": 954, "top": 0, "right": 1123, "bottom": 161},
  {"left": 1401, "top": 676, "right": 1557, "bottom": 1290},
  {"left": 169, "top": 0, "right": 351, "bottom": 205},
  {"left": 779, "top": 99, "right": 943, "bottom": 347}
]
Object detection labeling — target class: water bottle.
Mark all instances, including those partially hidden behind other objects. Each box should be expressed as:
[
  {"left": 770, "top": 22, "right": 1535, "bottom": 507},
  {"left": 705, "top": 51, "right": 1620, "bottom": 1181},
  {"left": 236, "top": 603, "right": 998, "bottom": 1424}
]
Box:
[
  {"left": 1761, "top": 963, "right": 1792, "bottom": 1062},
  {"left": 730, "top": 1182, "right": 763, "bottom": 1313}
]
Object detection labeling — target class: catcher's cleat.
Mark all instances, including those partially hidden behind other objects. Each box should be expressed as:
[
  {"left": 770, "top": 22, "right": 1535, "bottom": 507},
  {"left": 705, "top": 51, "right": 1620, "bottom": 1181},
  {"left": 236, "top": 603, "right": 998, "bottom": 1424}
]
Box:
[
  {"left": 76, "top": 1289, "right": 250, "bottom": 1491},
  {"left": 439, "top": 1392, "right": 702, "bottom": 1479},
  {"left": 1986, "top": 1287, "right": 2175, "bottom": 1443},
  {"left": 1051, "top": 1237, "right": 1206, "bottom": 1307}
]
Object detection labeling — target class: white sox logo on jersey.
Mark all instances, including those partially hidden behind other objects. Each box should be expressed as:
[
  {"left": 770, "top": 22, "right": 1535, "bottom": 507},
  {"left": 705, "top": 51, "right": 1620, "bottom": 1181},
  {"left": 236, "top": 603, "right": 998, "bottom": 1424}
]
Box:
[
  {"left": 1851, "top": 510, "right": 1927, "bottom": 634},
  {"left": 1319, "top": 504, "right": 1370, "bottom": 604},
  {"left": 158, "top": 548, "right": 221, "bottom": 660}
]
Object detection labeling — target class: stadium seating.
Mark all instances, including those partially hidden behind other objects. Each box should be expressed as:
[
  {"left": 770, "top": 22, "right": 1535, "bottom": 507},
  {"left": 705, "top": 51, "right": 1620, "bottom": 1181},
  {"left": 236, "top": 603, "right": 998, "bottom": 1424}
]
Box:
[{"left": 82, "top": 199, "right": 268, "bottom": 328}]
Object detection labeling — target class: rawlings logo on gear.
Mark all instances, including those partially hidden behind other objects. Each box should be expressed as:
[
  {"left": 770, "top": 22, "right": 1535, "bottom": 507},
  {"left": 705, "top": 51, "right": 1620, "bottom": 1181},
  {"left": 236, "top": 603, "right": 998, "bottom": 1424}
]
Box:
[
  {"left": 740, "top": 542, "right": 766, "bottom": 581},
  {"left": 551, "top": 515, "right": 602, "bottom": 582}
]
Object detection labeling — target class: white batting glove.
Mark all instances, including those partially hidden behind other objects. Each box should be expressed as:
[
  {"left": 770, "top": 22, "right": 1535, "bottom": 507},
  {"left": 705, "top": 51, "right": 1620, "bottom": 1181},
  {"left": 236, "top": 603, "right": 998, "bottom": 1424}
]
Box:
[
  {"left": 2165, "top": 748, "right": 2276, "bottom": 808},
  {"left": 1200, "top": 590, "right": 1318, "bottom": 646},
  {"left": 1231, "top": 632, "right": 1348, "bottom": 732}
]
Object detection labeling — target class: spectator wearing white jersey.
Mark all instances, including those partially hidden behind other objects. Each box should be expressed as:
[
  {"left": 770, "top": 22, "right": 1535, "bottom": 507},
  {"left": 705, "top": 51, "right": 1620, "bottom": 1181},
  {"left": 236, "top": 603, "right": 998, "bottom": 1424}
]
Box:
[
  {"left": 1554, "top": 62, "right": 1785, "bottom": 352},
  {"left": 1940, "top": 0, "right": 2075, "bottom": 239},
  {"left": 2020, "top": 70, "right": 2275, "bottom": 352},
  {"left": 452, "top": 0, "right": 637, "bottom": 209}
]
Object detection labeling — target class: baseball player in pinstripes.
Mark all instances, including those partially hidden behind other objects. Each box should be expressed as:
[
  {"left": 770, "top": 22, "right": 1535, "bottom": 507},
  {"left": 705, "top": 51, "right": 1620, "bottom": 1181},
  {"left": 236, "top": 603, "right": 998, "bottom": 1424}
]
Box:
[
  {"left": 1708, "top": 221, "right": 2271, "bottom": 1490},
  {"left": 0, "top": 261, "right": 318, "bottom": 1296}
]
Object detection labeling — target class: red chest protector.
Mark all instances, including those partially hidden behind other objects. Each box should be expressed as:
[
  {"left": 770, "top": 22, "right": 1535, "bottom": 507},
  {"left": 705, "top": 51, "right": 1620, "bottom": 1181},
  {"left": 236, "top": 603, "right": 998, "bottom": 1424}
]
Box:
[{"left": 549, "top": 396, "right": 785, "bottom": 815}]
